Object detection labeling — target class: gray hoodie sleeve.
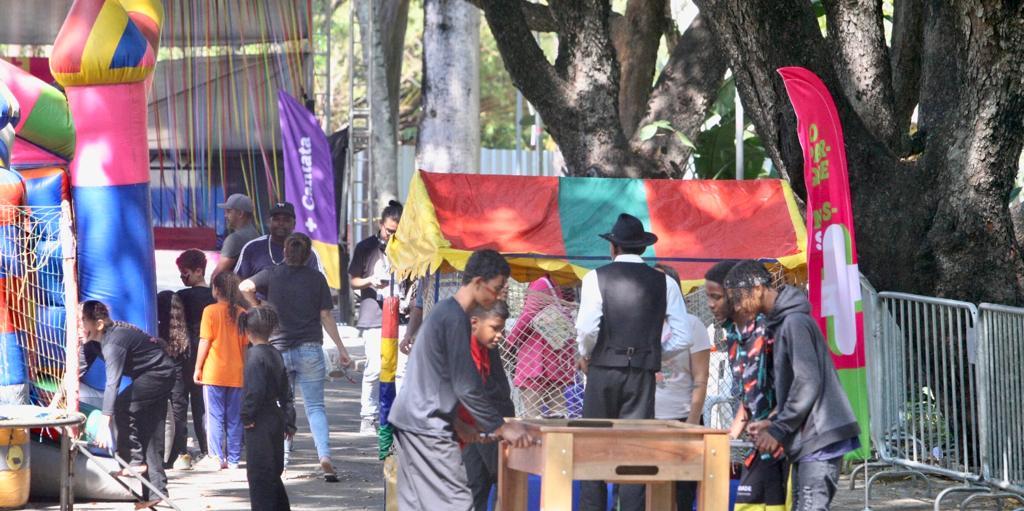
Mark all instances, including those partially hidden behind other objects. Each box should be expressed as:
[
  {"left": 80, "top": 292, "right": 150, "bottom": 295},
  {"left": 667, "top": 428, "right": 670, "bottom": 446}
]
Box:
[{"left": 767, "top": 315, "right": 825, "bottom": 442}]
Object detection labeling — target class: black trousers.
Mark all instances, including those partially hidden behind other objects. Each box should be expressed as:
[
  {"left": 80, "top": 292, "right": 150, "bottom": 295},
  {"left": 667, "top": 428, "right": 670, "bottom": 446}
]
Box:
[
  {"left": 167, "top": 355, "right": 207, "bottom": 463},
  {"left": 462, "top": 443, "right": 499, "bottom": 511},
  {"left": 245, "top": 411, "right": 290, "bottom": 511},
  {"left": 114, "top": 373, "right": 174, "bottom": 501},
  {"left": 580, "top": 366, "right": 655, "bottom": 511}
]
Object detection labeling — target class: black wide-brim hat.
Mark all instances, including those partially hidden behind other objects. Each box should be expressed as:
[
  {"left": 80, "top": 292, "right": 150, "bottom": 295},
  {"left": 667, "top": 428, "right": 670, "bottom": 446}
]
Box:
[{"left": 599, "top": 213, "right": 658, "bottom": 248}]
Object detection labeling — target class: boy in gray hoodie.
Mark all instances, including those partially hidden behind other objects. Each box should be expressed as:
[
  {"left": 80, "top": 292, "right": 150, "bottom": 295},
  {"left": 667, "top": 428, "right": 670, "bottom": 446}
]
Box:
[{"left": 724, "top": 260, "right": 860, "bottom": 510}]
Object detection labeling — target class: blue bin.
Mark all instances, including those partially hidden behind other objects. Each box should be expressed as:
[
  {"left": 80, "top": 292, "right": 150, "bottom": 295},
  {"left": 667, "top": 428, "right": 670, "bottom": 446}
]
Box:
[{"left": 485, "top": 476, "right": 740, "bottom": 510}]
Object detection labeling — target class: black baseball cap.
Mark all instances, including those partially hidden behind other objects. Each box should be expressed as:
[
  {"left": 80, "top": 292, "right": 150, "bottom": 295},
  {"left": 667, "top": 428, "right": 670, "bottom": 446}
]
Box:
[{"left": 270, "top": 201, "right": 295, "bottom": 218}]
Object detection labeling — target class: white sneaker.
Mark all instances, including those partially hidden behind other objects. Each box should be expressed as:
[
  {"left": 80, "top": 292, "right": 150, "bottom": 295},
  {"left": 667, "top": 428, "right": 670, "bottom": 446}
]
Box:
[
  {"left": 227, "top": 462, "right": 241, "bottom": 470},
  {"left": 194, "top": 455, "right": 224, "bottom": 471},
  {"left": 172, "top": 454, "right": 192, "bottom": 471},
  {"left": 358, "top": 418, "right": 377, "bottom": 436}
]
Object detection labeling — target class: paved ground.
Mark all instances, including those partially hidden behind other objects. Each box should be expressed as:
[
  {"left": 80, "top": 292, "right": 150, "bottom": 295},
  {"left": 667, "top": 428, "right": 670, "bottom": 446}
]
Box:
[
  {"left": 26, "top": 334, "right": 385, "bottom": 511},
  {"left": 22, "top": 329, "right": 1024, "bottom": 510}
]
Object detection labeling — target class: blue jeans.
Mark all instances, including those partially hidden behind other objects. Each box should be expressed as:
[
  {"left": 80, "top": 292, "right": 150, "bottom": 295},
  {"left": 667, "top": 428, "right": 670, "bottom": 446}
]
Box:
[
  {"left": 792, "top": 457, "right": 842, "bottom": 510},
  {"left": 282, "top": 343, "right": 331, "bottom": 460},
  {"left": 204, "top": 385, "right": 243, "bottom": 464}
]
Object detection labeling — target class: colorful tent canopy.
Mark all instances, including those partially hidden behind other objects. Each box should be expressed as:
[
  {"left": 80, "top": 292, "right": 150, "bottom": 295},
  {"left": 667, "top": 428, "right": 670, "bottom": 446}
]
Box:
[{"left": 389, "top": 171, "right": 808, "bottom": 290}]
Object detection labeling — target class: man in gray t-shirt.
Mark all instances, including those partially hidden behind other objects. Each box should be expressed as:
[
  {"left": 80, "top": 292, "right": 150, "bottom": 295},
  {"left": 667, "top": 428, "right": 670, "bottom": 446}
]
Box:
[
  {"left": 213, "top": 193, "right": 260, "bottom": 278},
  {"left": 388, "top": 250, "right": 533, "bottom": 510}
]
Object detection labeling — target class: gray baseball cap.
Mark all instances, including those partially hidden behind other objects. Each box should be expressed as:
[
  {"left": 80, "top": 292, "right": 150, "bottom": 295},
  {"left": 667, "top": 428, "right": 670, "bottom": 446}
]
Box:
[{"left": 217, "top": 193, "right": 254, "bottom": 213}]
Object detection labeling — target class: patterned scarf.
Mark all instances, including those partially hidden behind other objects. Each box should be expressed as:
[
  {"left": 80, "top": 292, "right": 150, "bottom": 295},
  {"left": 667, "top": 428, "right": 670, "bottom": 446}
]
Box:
[{"left": 726, "top": 314, "right": 780, "bottom": 465}]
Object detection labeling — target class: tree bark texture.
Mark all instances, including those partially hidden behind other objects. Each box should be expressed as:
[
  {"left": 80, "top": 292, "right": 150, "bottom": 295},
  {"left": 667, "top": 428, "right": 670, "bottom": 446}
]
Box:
[
  {"left": 355, "top": 0, "right": 400, "bottom": 210},
  {"left": 612, "top": 0, "right": 666, "bottom": 138},
  {"left": 417, "top": 0, "right": 481, "bottom": 173},
  {"left": 631, "top": 14, "right": 727, "bottom": 177},
  {"left": 694, "top": 0, "right": 1024, "bottom": 304}
]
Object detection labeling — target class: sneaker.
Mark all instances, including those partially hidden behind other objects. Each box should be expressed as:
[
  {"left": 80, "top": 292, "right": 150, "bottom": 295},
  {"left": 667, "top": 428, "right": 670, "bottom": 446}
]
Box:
[
  {"left": 194, "top": 455, "right": 224, "bottom": 471},
  {"left": 358, "top": 418, "right": 378, "bottom": 436},
  {"left": 172, "top": 454, "right": 193, "bottom": 471},
  {"left": 320, "top": 458, "right": 339, "bottom": 483},
  {"left": 227, "top": 462, "right": 240, "bottom": 470}
]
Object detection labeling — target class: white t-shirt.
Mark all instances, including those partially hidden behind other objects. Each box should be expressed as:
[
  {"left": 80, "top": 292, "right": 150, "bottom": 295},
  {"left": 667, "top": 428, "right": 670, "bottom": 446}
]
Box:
[{"left": 655, "top": 314, "right": 712, "bottom": 420}]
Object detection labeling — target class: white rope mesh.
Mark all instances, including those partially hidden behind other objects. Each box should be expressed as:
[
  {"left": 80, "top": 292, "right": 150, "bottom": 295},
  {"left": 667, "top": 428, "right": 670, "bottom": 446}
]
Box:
[{"left": 0, "top": 205, "right": 71, "bottom": 409}]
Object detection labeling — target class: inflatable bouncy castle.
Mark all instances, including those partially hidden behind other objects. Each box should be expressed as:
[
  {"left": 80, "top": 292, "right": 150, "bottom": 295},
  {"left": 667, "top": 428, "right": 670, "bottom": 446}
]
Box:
[{"left": 51, "top": 0, "right": 163, "bottom": 335}]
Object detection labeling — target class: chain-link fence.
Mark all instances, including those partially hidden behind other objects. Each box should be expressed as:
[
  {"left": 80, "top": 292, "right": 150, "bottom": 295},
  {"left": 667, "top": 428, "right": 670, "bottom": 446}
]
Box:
[{"left": 420, "top": 263, "right": 802, "bottom": 428}]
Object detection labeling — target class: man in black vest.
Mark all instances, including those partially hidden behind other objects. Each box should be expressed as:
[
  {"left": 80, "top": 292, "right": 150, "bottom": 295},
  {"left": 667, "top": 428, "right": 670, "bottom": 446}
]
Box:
[{"left": 575, "top": 213, "right": 693, "bottom": 511}]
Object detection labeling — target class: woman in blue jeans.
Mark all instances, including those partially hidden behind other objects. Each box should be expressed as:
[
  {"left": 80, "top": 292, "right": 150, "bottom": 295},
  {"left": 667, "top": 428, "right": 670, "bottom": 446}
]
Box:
[{"left": 240, "top": 233, "right": 352, "bottom": 481}]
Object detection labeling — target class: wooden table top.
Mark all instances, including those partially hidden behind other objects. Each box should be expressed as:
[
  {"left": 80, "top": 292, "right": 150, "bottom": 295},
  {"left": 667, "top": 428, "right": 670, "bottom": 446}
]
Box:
[{"left": 510, "top": 418, "right": 727, "bottom": 436}]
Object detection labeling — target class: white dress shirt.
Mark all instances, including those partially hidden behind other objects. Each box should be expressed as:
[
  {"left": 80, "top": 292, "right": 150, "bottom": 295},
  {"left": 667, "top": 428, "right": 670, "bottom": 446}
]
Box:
[{"left": 575, "top": 254, "right": 692, "bottom": 359}]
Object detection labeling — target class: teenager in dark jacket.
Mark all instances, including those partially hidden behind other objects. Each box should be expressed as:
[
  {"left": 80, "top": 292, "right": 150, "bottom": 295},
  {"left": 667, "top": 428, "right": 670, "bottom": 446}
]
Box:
[{"left": 725, "top": 261, "right": 860, "bottom": 510}]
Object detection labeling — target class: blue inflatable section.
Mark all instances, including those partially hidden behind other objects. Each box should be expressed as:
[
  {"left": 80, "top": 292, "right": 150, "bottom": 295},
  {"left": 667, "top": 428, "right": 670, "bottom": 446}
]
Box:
[
  {"left": 23, "top": 171, "right": 65, "bottom": 241},
  {"left": 0, "top": 224, "right": 23, "bottom": 279},
  {"left": 0, "top": 331, "right": 26, "bottom": 385},
  {"left": 74, "top": 183, "right": 156, "bottom": 334}
]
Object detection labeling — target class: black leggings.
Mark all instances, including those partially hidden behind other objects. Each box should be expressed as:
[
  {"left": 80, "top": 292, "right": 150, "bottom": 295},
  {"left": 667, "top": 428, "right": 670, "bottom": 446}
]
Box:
[
  {"left": 245, "top": 411, "right": 290, "bottom": 510},
  {"left": 167, "top": 356, "right": 207, "bottom": 463},
  {"left": 114, "top": 374, "right": 173, "bottom": 500}
]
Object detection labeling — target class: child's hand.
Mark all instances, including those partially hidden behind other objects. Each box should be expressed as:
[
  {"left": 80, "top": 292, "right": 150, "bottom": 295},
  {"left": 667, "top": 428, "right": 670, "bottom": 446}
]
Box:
[
  {"left": 654, "top": 372, "right": 664, "bottom": 383},
  {"left": 244, "top": 423, "right": 255, "bottom": 430}
]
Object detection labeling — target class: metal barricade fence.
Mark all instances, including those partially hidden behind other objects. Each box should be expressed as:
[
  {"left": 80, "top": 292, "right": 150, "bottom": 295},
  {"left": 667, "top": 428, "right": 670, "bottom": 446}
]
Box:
[
  {"left": 872, "top": 292, "right": 983, "bottom": 484},
  {"left": 977, "top": 303, "right": 1024, "bottom": 495}
]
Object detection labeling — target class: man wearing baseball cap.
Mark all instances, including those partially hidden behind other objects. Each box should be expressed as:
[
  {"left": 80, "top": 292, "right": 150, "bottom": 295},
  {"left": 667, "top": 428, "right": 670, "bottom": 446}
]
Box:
[
  {"left": 234, "top": 201, "right": 321, "bottom": 280},
  {"left": 212, "top": 193, "right": 259, "bottom": 279}
]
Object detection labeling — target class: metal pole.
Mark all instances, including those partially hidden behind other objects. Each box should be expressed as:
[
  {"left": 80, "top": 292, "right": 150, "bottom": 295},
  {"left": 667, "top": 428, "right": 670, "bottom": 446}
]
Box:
[
  {"left": 61, "top": 427, "right": 71, "bottom": 510},
  {"left": 515, "top": 92, "right": 523, "bottom": 174},
  {"left": 735, "top": 84, "right": 744, "bottom": 180}
]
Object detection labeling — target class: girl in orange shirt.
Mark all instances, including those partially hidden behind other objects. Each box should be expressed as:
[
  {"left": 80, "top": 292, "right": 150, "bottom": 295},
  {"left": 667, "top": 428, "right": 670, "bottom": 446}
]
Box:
[{"left": 194, "top": 272, "right": 249, "bottom": 469}]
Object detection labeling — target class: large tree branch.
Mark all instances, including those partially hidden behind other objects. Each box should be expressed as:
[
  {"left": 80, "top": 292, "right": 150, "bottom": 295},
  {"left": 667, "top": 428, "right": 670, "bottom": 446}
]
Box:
[
  {"left": 822, "top": 0, "right": 898, "bottom": 149},
  {"left": 613, "top": 0, "right": 668, "bottom": 138},
  {"left": 631, "top": 14, "right": 727, "bottom": 176},
  {"left": 478, "top": 0, "right": 566, "bottom": 115},
  {"left": 693, "top": 0, "right": 893, "bottom": 197},
  {"left": 465, "top": 0, "right": 558, "bottom": 32},
  {"left": 889, "top": 0, "right": 923, "bottom": 153}
]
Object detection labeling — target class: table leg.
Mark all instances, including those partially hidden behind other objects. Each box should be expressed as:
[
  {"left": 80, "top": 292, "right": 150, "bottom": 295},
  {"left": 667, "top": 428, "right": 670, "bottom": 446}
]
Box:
[
  {"left": 646, "top": 482, "right": 674, "bottom": 510},
  {"left": 498, "top": 444, "right": 528, "bottom": 511},
  {"left": 698, "top": 435, "right": 730, "bottom": 511},
  {"left": 541, "top": 433, "right": 573, "bottom": 511},
  {"left": 60, "top": 427, "right": 72, "bottom": 511}
]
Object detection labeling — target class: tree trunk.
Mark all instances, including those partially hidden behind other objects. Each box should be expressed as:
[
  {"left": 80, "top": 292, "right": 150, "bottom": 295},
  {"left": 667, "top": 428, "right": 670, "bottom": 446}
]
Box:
[
  {"left": 355, "top": 0, "right": 400, "bottom": 211},
  {"left": 612, "top": 0, "right": 665, "bottom": 138},
  {"left": 417, "top": 0, "right": 480, "bottom": 173},
  {"left": 381, "top": 0, "right": 410, "bottom": 128},
  {"left": 694, "top": 0, "right": 1024, "bottom": 304},
  {"left": 479, "top": 0, "right": 658, "bottom": 177},
  {"left": 631, "top": 14, "right": 726, "bottom": 177}
]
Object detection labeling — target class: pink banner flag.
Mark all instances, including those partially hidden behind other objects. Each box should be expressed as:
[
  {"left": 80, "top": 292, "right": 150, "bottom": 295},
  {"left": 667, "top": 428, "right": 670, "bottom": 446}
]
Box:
[{"left": 778, "top": 66, "right": 869, "bottom": 459}]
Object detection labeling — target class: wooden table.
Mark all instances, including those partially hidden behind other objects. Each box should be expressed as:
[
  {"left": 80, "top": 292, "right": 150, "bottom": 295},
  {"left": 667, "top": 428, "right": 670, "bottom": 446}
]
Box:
[{"left": 497, "top": 418, "right": 730, "bottom": 511}]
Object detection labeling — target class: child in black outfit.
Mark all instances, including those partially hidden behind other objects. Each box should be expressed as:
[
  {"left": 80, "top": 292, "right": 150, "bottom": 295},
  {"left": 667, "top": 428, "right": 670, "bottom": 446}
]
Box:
[{"left": 239, "top": 306, "right": 296, "bottom": 511}]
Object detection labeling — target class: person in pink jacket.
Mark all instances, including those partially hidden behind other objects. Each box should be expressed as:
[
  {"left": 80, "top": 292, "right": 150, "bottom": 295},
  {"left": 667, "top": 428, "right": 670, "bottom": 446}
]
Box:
[{"left": 507, "top": 275, "right": 577, "bottom": 418}]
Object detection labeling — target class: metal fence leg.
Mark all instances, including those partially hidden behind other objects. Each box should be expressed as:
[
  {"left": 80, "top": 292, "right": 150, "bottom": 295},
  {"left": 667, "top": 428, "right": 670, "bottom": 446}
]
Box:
[
  {"left": 958, "top": 491, "right": 1024, "bottom": 511},
  {"left": 850, "top": 461, "right": 891, "bottom": 491},
  {"left": 933, "top": 484, "right": 989, "bottom": 511},
  {"left": 866, "top": 468, "right": 933, "bottom": 503}
]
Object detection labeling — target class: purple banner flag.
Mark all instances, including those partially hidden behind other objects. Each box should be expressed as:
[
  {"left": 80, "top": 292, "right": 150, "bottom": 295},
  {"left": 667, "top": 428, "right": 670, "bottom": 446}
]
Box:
[{"left": 279, "top": 90, "right": 341, "bottom": 286}]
